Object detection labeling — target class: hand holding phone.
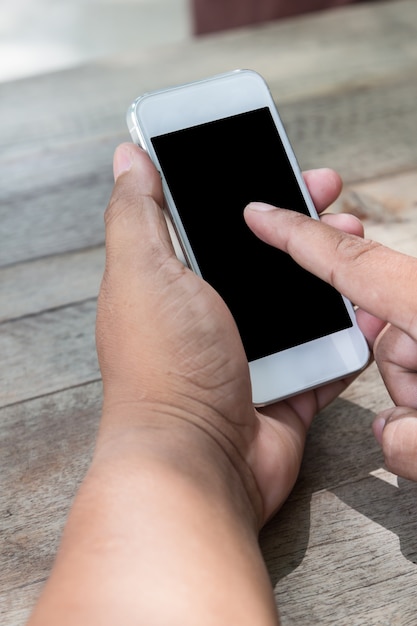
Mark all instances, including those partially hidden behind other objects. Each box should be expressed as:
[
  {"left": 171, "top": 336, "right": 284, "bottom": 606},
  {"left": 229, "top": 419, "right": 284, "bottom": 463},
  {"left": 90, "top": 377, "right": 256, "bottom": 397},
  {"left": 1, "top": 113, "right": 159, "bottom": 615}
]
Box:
[{"left": 126, "top": 69, "right": 369, "bottom": 405}]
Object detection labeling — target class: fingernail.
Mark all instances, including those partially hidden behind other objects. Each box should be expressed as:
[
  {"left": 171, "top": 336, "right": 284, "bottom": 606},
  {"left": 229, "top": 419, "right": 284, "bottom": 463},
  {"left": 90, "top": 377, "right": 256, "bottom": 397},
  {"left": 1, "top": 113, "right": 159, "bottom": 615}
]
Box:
[
  {"left": 373, "top": 416, "right": 386, "bottom": 445},
  {"left": 247, "top": 202, "right": 277, "bottom": 212},
  {"left": 113, "top": 144, "right": 133, "bottom": 181}
]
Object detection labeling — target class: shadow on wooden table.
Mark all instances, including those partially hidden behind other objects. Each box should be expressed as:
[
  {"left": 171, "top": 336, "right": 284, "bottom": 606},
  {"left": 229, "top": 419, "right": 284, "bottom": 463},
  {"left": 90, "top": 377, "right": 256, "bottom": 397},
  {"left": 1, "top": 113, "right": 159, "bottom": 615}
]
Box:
[{"left": 260, "top": 397, "right": 417, "bottom": 587}]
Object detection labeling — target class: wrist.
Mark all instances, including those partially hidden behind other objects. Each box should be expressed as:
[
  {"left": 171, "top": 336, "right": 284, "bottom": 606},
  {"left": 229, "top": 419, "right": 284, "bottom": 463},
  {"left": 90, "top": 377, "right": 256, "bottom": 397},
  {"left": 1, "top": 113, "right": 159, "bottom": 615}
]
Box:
[{"left": 94, "top": 399, "right": 263, "bottom": 530}]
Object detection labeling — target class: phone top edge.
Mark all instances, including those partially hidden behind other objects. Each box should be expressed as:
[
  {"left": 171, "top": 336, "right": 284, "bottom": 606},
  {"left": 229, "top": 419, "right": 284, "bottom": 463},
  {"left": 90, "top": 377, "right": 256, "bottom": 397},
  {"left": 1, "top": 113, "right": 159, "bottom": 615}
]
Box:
[
  {"left": 127, "top": 69, "right": 272, "bottom": 134},
  {"left": 128, "top": 70, "right": 247, "bottom": 142},
  {"left": 130, "top": 69, "right": 261, "bottom": 103}
]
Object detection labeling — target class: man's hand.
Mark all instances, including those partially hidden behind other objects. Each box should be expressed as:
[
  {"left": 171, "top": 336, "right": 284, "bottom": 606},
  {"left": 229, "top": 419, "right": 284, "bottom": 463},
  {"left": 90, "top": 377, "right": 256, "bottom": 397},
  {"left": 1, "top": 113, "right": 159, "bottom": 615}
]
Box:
[
  {"left": 244, "top": 201, "right": 417, "bottom": 481},
  {"left": 96, "top": 144, "right": 378, "bottom": 524}
]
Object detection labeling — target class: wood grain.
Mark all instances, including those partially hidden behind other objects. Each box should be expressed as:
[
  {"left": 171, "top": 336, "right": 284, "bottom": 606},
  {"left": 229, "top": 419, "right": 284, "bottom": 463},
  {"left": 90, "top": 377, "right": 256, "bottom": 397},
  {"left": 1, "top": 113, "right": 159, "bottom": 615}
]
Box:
[
  {"left": 0, "top": 247, "right": 104, "bottom": 323},
  {"left": 2, "top": 2, "right": 417, "bottom": 624},
  {"left": 262, "top": 366, "right": 417, "bottom": 623},
  {"left": 0, "top": 382, "right": 101, "bottom": 624},
  {"left": 336, "top": 170, "right": 417, "bottom": 254},
  {"left": 0, "top": 301, "right": 99, "bottom": 408}
]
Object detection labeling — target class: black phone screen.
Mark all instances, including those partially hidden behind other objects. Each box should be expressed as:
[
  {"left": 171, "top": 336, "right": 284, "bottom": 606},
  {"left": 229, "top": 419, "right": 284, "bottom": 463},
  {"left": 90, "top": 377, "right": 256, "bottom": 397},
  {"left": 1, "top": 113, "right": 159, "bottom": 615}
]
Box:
[{"left": 151, "top": 107, "right": 352, "bottom": 362}]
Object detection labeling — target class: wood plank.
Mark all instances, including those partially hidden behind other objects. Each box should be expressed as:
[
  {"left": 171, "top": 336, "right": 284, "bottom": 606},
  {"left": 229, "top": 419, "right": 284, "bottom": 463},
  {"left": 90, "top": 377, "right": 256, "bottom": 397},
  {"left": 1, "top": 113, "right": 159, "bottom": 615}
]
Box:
[
  {"left": 0, "top": 247, "right": 104, "bottom": 323},
  {"left": 335, "top": 170, "right": 417, "bottom": 257},
  {"left": 1, "top": 583, "right": 44, "bottom": 626},
  {"left": 0, "top": 382, "right": 101, "bottom": 625},
  {"left": 0, "top": 139, "right": 115, "bottom": 267},
  {"left": 334, "top": 169, "right": 417, "bottom": 255},
  {"left": 0, "top": 301, "right": 99, "bottom": 408},
  {"left": 280, "top": 72, "right": 417, "bottom": 178}
]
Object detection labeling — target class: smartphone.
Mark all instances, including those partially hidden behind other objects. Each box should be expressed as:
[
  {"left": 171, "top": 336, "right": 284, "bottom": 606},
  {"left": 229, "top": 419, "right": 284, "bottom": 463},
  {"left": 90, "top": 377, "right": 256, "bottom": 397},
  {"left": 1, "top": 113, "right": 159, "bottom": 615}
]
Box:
[{"left": 126, "top": 69, "right": 369, "bottom": 406}]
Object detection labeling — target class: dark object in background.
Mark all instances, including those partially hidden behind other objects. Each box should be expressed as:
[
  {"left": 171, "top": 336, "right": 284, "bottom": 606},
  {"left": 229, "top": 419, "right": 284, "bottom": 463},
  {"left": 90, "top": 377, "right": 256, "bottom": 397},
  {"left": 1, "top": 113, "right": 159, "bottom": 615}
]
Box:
[{"left": 191, "top": 0, "right": 368, "bottom": 35}]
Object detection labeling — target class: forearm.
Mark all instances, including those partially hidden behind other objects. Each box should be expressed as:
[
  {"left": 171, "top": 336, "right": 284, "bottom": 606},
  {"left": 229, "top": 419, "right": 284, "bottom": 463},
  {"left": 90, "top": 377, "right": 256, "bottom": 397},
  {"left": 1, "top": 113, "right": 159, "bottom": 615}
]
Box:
[{"left": 27, "top": 423, "right": 280, "bottom": 626}]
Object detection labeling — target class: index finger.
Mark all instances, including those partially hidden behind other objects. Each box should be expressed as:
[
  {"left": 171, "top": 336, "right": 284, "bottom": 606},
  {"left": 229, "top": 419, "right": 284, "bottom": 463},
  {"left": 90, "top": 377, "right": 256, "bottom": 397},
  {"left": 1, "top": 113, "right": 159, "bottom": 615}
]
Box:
[{"left": 244, "top": 204, "right": 417, "bottom": 339}]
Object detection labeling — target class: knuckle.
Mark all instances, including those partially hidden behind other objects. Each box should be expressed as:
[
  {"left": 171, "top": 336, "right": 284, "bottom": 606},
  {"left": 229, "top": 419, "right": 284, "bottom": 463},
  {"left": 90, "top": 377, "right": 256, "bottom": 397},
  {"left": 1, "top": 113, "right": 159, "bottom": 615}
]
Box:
[
  {"left": 331, "top": 236, "right": 382, "bottom": 287},
  {"left": 335, "top": 236, "right": 382, "bottom": 264}
]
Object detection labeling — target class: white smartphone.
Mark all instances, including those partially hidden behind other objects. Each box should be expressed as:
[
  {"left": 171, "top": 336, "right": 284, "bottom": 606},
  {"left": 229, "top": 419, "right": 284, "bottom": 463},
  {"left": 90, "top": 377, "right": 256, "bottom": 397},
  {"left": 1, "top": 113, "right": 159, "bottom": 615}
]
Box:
[{"left": 126, "top": 69, "right": 369, "bottom": 406}]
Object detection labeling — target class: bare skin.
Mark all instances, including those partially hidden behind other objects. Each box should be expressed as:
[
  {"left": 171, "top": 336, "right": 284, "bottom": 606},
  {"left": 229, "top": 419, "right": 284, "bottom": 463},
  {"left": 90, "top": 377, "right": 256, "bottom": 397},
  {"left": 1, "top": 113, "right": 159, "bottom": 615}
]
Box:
[
  {"left": 27, "top": 144, "right": 385, "bottom": 626},
  {"left": 245, "top": 200, "right": 417, "bottom": 481}
]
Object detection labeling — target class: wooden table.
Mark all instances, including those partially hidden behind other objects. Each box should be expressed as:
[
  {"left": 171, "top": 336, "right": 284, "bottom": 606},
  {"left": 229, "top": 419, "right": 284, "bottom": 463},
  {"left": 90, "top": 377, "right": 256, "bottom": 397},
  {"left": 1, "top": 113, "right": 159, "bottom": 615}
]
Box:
[{"left": 1, "top": 0, "right": 417, "bottom": 623}]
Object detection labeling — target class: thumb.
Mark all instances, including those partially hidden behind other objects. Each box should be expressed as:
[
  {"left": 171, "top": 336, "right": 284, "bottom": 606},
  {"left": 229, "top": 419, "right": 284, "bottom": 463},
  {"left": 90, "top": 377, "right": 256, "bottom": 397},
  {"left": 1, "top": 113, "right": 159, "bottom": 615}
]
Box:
[
  {"left": 105, "top": 143, "right": 174, "bottom": 277},
  {"left": 97, "top": 144, "right": 179, "bottom": 391},
  {"left": 373, "top": 407, "right": 417, "bottom": 481}
]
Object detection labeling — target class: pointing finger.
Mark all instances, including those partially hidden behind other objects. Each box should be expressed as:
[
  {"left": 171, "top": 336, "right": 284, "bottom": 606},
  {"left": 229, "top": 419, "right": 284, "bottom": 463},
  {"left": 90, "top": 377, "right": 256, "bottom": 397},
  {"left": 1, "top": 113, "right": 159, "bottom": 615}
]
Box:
[{"left": 244, "top": 204, "right": 417, "bottom": 340}]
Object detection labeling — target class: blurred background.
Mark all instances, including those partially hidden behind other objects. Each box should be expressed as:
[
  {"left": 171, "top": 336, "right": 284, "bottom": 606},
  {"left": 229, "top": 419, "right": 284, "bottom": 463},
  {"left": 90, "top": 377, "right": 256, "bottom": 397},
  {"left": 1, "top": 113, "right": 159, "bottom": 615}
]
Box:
[
  {"left": 0, "top": 0, "right": 191, "bottom": 82},
  {"left": 0, "top": 0, "right": 374, "bottom": 83}
]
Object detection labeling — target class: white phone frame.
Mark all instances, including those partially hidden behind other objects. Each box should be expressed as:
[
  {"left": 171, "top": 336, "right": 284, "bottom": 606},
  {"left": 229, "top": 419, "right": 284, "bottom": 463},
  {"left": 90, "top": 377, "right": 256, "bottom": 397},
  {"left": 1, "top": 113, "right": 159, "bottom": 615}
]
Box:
[{"left": 127, "top": 69, "right": 369, "bottom": 405}]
